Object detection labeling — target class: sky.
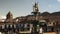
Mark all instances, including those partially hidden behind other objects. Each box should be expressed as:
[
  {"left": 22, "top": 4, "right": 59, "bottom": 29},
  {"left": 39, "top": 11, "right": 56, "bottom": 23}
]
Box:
[{"left": 0, "top": 0, "right": 60, "bottom": 19}]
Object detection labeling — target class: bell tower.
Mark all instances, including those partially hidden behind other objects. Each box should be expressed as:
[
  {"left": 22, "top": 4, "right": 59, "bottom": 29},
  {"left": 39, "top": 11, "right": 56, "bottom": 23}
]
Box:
[
  {"left": 6, "top": 11, "right": 13, "bottom": 19},
  {"left": 5, "top": 11, "right": 13, "bottom": 23}
]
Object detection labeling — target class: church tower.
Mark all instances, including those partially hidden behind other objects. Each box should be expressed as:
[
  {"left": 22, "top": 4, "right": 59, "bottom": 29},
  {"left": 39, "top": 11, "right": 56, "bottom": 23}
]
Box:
[
  {"left": 6, "top": 11, "right": 13, "bottom": 19},
  {"left": 5, "top": 11, "right": 13, "bottom": 23}
]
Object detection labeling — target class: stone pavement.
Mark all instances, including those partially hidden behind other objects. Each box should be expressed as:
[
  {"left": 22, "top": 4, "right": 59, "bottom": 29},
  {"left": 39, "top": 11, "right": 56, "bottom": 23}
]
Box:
[{"left": 43, "top": 32, "right": 56, "bottom": 34}]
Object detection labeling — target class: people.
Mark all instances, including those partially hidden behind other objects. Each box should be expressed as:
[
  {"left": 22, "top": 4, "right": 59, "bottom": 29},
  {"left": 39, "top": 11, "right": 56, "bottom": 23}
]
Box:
[{"left": 39, "top": 27, "right": 43, "bottom": 34}]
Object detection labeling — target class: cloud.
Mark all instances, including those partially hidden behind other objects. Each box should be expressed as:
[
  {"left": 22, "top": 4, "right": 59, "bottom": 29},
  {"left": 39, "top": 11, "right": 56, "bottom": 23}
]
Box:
[
  {"left": 57, "top": 0, "right": 60, "bottom": 2},
  {"left": 0, "top": 16, "right": 6, "bottom": 19}
]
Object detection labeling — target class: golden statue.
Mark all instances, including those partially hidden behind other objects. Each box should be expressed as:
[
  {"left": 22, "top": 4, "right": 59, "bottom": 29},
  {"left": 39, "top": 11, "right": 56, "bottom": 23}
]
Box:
[{"left": 33, "top": 2, "right": 39, "bottom": 12}]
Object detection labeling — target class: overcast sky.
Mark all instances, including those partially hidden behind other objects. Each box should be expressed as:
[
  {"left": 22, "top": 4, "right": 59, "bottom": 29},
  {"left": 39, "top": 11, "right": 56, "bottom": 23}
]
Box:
[{"left": 0, "top": 0, "right": 60, "bottom": 18}]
